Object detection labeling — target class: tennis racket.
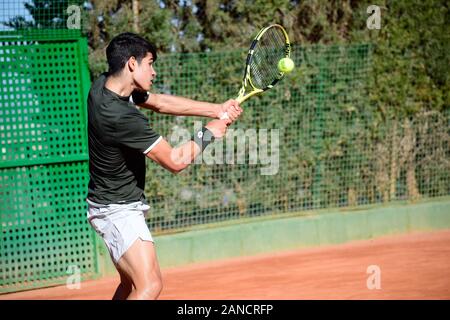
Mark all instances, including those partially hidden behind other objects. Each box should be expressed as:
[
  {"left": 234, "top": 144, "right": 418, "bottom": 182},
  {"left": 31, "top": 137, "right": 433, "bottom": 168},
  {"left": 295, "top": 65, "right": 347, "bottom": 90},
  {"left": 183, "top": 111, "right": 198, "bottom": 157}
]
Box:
[{"left": 221, "top": 24, "right": 291, "bottom": 120}]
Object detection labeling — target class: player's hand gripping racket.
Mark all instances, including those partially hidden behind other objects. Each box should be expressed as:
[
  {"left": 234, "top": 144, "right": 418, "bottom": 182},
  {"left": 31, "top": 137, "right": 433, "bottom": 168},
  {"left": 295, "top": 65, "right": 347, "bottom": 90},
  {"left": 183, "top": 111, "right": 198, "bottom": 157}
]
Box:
[{"left": 221, "top": 24, "right": 291, "bottom": 120}]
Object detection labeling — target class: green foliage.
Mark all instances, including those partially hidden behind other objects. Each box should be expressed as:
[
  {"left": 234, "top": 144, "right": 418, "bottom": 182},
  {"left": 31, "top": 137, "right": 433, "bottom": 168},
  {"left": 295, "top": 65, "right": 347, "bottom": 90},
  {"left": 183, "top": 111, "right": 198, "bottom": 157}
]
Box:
[
  {"left": 8, "top": 0, "right": 446, "bottom": 113},
  {"left": 349, "top": 0, "right": 450, "bottom": 118},
  {"left": 4, "top": 1, "right": 449, "bottom": 114}
]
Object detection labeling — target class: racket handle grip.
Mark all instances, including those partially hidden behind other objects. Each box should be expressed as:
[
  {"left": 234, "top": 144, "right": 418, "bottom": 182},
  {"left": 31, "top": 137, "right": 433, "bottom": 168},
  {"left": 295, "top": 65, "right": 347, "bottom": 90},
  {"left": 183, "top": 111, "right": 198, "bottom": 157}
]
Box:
[{"left": 220, "top": 112, "right": 229, "bottom": 120}]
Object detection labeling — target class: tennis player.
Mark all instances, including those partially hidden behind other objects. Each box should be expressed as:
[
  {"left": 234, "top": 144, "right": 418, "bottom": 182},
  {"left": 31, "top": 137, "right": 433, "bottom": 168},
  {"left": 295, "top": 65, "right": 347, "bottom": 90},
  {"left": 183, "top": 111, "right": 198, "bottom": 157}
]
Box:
[{"left": 86, "top": 32, "right": 242, "bottom": 300}]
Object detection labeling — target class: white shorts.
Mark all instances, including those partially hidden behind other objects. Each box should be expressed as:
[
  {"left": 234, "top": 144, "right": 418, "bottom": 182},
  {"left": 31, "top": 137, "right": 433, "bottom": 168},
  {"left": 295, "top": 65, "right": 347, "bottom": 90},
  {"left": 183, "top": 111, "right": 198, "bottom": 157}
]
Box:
[{"left": 86, "top": 199, "right": 154, "bottom": 264}]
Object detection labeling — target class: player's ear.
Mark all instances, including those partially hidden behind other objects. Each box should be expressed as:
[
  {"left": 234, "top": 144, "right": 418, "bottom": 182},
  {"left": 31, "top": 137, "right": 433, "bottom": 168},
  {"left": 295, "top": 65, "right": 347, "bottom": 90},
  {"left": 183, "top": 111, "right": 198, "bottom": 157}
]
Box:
[{"left": 127, "top": 56, "right": 137, "bottom": 72}]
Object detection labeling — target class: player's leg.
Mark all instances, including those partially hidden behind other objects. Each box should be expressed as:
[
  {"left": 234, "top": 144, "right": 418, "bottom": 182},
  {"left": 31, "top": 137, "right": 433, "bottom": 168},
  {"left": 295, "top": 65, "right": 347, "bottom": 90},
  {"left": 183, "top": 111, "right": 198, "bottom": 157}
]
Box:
[
  {"left": 115, "top": 238, "right": 163, "bottom": 300},
  {"left": 112, "top": 266, "right": 133, "bottom": 300}
]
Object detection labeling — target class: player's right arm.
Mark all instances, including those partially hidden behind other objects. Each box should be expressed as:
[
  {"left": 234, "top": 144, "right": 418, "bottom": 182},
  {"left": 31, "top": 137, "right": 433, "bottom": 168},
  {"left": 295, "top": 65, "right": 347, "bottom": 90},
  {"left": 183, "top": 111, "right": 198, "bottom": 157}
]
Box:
[{"left": 146, "top": 119, "right": 229, "bottom": 174}]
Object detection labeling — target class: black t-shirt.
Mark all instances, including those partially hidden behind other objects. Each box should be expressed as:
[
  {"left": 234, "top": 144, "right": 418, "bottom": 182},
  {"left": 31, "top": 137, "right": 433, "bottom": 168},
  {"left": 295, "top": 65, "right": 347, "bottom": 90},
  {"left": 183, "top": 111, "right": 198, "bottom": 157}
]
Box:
[{"left": 86, "top": 73, "right": 161, "bottom": 204}]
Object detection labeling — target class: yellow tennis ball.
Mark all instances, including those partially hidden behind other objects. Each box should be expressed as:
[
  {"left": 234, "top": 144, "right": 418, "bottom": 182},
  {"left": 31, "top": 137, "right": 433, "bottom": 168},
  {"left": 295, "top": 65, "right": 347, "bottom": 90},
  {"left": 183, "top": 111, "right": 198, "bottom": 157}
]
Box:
[{"left": 278, "top": 57, "right": 295, "bottom": 73}]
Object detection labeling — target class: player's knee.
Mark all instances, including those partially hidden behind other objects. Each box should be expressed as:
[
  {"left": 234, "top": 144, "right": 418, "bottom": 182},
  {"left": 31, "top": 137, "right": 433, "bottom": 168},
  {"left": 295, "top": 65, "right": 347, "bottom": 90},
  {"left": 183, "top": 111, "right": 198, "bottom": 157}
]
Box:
[
  {"left": 137, "top": 275, "right": 163, "bottom": 299},
  {"left": 152, "top": 277, "right": 163, "bottom": 296},
  {"left": 152, "top": 274, "right": 163, "bottom": 295},
  {"left": 138, "top": 283, "right": 162, "bottom": 300}
]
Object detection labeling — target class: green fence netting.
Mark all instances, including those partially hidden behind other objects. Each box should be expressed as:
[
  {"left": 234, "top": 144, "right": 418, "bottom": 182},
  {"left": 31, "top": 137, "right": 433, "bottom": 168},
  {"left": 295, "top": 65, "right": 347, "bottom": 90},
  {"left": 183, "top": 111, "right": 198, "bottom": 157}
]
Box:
[{"left": 144, "top": 45, "right": 450, "bottom": 233}]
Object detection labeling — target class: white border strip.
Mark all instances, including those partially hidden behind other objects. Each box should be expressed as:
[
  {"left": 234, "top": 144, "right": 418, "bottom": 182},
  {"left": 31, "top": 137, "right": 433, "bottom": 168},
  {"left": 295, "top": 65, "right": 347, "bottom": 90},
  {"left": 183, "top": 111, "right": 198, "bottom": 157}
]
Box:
[{"left": 143, "top": 136, "right": 163, "bottom": 154}]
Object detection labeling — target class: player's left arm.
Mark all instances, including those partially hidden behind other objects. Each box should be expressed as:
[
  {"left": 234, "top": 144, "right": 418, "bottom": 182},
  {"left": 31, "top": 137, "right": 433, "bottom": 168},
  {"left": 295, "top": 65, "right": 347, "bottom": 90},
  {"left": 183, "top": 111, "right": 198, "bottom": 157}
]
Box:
[{"left": 135, "top": 93, "right": 242, "bottom": 120}]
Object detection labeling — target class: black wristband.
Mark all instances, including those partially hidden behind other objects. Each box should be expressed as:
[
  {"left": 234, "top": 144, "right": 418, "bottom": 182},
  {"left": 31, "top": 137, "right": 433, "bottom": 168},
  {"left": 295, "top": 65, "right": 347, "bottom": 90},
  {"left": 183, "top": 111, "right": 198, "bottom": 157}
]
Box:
[{"left": 191, "top": 127, "right": 215, "bottom": 152}]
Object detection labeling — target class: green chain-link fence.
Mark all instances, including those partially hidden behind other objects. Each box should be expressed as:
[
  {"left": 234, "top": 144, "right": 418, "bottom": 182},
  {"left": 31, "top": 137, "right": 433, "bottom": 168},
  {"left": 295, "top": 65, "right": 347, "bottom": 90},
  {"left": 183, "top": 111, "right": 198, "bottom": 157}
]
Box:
[{"left": 144, "top": 46, "right": 450, "bottom": 233}]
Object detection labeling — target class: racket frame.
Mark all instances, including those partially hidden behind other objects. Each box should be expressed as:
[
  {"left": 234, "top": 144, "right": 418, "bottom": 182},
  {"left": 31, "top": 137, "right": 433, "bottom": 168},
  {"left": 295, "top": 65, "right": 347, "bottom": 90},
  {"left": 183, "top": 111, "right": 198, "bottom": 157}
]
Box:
[
  {"left": 220, "top": 24, "right": 291, "bottom": 120},
  {"left": 236, "top": 24, "right": 291, "bottom": 104}
]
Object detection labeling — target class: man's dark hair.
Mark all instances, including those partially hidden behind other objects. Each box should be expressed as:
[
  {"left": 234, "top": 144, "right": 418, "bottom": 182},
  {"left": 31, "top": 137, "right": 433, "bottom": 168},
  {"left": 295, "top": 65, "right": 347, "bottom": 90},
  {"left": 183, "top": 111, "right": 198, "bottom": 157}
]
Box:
[{"left": 106, "top": 32, "right": 157, "bottom": 75}]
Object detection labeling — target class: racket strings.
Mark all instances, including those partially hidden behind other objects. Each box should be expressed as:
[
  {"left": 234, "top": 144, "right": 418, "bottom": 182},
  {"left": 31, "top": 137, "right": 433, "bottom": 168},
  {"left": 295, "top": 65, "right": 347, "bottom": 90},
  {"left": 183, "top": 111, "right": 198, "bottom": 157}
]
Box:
[{"left": 250, "top": 27, "right": 286, "bottom": 89}]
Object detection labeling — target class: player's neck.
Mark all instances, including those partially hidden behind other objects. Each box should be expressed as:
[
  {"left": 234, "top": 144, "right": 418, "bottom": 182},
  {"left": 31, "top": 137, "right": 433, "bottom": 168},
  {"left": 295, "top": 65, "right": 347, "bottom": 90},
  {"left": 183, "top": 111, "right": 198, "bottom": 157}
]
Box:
[{"left": 105, "top": 73, "right": 134, "bottom": 97}]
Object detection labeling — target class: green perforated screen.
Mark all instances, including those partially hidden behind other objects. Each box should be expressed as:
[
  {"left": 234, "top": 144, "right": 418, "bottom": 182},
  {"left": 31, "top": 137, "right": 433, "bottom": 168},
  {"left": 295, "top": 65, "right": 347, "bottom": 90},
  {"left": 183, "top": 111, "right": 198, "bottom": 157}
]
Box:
[
  {"left": 0, "top": 40, "right": 88, "bottom": 167},
  {"left": 0, "top": 36, "right": 96, "bottom": 293},
  {"left": 0, "top": 162, "right": 95, "bottom": 291}
]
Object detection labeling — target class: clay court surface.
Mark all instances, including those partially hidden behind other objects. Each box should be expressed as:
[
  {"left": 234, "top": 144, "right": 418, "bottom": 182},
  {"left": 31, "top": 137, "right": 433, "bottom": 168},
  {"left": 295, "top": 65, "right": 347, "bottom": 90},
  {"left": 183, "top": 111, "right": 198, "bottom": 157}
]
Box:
[{"left": 2, "top": 230, "right": 450, "bottom": 300}]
